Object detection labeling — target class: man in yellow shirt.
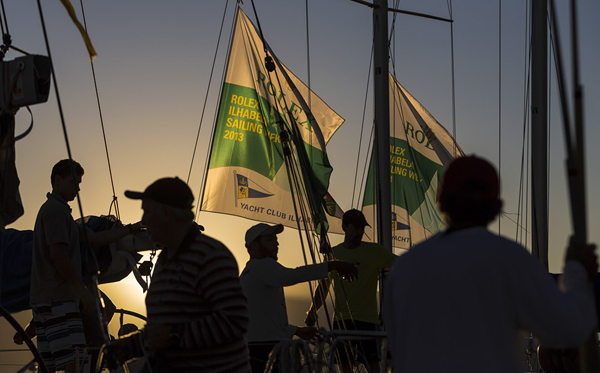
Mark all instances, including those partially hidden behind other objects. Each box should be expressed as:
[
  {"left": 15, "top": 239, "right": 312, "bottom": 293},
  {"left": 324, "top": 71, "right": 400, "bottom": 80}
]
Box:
[{"left": 305, "top": 209, "right": 396, "bottom": 373}]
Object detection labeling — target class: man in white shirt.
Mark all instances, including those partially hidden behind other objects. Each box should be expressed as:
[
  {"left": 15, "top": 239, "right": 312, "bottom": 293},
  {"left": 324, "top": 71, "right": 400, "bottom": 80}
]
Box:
[
  {"left": 240, "top": 223, "right": 357, "bottom": 372},
  {"left": 384, "top": 155, "right": 598, "bottom": 373}
]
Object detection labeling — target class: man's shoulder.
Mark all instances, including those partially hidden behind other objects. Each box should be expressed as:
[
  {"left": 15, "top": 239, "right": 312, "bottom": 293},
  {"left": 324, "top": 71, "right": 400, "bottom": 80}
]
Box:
[
  {"left": 188, "top": 233, "right": 237, "bottom": 260},
  {"left": 331, "top": 242, "right": 344, "bottom": 250},
  {"left": 451, "top": 227, "right": 524, "bottom": 249},
  {"left": 240, "top": 258, "right": 282, "bottom": 283},
  {"left": 333, "top": 241, "right": 385, "bottom": 248},
  {"left": 359, "top": 241, "right": 385, "bottom": 249},
  {"left": 193, "top": 232, "right": 226, "bottom": 248},
  {"left": 406, "top": 227, "right": 525, "bottom": 258},
  {"left": 243, "top": 257, "right": 279, "bottom": 270},
  {"left": 35, "top": 196, "right": 72, "bottom": 228},
  {"left": 38, "top": 194, "right": 69, "bottom": 214},
  {"left": 356, "top": 241, "right": 388, "bottom": 255}
]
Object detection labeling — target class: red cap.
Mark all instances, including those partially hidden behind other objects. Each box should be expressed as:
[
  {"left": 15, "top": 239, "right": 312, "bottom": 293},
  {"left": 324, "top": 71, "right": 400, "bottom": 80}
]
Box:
[{"left": 440, "top": 156, "right": 500, "bottom": 200}]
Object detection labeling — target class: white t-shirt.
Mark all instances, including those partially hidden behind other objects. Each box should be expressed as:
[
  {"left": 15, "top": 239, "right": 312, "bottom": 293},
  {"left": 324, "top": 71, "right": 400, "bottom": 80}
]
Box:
[{"left": 240, "top": 257, "right": 327, "bottom": 342}]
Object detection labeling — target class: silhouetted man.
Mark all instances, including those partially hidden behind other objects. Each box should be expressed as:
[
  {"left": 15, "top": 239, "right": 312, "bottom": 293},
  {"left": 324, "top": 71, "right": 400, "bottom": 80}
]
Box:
[
  {"left": 30, "top": 159, "right": 141, "bottom": 373},
  {"left": 241, "top": 223, "right": 357, "bottom": 372},
  {"left": 305, "top": 209, "right": 397, "bottom": 373},
  {"left": 384, "top": 155, "right": 597, "bottom": 372},
  {"left": 110, "top": 177, "right": 250, "bottom": 372}
]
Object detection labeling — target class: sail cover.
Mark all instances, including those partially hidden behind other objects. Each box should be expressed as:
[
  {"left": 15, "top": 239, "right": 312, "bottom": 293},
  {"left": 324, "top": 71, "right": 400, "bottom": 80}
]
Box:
[
  {"left": 362, "top": 74, "right": 464, "bottom": 249},
  {"left": 201, "top": 9, "right": 344, "bottom": 230}
]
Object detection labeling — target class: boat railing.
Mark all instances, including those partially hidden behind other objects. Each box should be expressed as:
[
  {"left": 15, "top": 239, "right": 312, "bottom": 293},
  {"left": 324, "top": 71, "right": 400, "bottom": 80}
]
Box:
[{"left": 267, "top": 329, "right": 389, "bottom": 373}]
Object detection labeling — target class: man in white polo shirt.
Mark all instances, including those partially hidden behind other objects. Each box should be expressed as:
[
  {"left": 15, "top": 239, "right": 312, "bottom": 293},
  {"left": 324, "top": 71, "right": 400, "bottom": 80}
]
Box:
[{"left": 241, "top": 223, "right": 357, "bottom": 373}]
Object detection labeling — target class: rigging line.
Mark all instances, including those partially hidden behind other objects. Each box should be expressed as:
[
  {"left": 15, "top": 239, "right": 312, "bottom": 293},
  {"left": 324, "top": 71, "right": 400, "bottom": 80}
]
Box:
[
  {"left": 284, "top": 153, "right": 317, "bottom": 261},
  {"left": 264, "top": 36, "right": 331, "bottom": 176},
  {"left": 351, "top": 44, "right": 373, "bottom": 208},
  {"left": 282, "top": 137, "right": 336, "bottom": 329},
  {"left": 356, "top": 124, "right": 375, "bottom": 212},
  {"left": 522, "top": 1, "right": 533, "bottom": 246},
  {"left": 205, "top": 5, "right": 322, "bottom": 240},
  {"left": 264, "top": 55, "right": 342, "bottom": 331},
  {"left": 35, "top": 1, "right": 108, "bottom": 338},
  {"left": 498, "top": 0, "right": 502, "bottom": 235},
  {"left": 186, "top": 0, "right": 231, "bottom": 185},
  {"left": 525, "top": 118, "right": 531, "bottom": 249},
  {"left": 391, "top": 81, "right": 447, "bottom": 239},
  {"left": 546, "top": 1, "right": 573, "bottom": 155},
  {"left": 249, "top": 0, "right": 269, "bottom": 54},
  {"left": 388, "top": 0, "right": 399, "bottom": 60},
  {"left": 389, "top": 0, "right": 400, "bottom": 42},
  {"left": 0, "top": 7, "right": 4, "bottom": 36},
  {"left": 9, "top": 45, "right": 29, "bottom": 55},
  {"left": 549, "top": 0, "right": 588, "bottom": 245},
  {"left": 547, "top": 4, "right": 575, "bottom": 223},
  {"left": 0, "top": 122, "right": 5, "bottom": 230},
  {"left": 35, "top": 0, "right": 77, "bottom": 195},
  {"left": 0, "top": 0, "right": 8, "bottom": 36},
  {"left": 326, "top": 272, "right": 361, "bottom": 335},
  {"left": 289, "top": 156, "right": 318, "bottom": 237},
  {"left": 220, "top": 11, "right": 326, "bottom": 317},
  {"left": 267, "top": 54, "right": 330, "bottom": 233},
  {"left": 78, "top": 0, "right": 119, "bottom": 220},
  {"left": 501, "top": 212, "right": 531, "bottom": 234},
  {"left": 286, "top": 137, "right": 324, "bottom": 238},
  {"left": 389, "top": 0, "right": 398, "bottom": 216},
  {"left": 516, "top": 80, "right": 531, "bottom": 246},
  {"left": 547, "top": 17, "right": 554, "bottom": 242},
  {"left": 196, "top": 1, "right": 238, "bottom": 219},
  {"left": 0, "top": 117, "right": 14, "bottom": 235},
  {"left": 515, "top": 0, "right": 532, "bottom": 245},
  {"left": 568, "top": 0, "right": 583, "bottom": 172},
  {"left": 391, "top": 90, "right": 431, "bottom": 239},
  {"left": 284, "top": 145, "right": 313, "bottom": 233},
  {"left": 449, "top": 12, "right": 457, "bottom": 157},
  {"left": 304, "top": 0, "right": 312, "bottom": 127},
  {"left": 348, "top": 0, "right": 375, "bottom": 9}
]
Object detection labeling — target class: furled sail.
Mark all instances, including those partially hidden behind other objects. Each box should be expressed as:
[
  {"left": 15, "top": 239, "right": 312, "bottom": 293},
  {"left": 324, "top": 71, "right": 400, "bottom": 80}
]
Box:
[
  {"left": 362, "top": 74, "right": 464, "bottom": 249},
  {"left": 201, "top": 9, "right": 344, "bottom": 231}
]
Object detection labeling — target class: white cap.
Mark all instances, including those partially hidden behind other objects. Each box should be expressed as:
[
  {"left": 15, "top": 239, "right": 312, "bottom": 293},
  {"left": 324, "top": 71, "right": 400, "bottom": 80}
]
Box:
[{"left": 245, "top": 223, "right": 284, "bottom": 248}]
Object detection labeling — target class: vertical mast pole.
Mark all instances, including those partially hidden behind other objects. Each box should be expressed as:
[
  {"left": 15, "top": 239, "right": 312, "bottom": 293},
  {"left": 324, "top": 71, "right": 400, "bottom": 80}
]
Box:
[
  {"left": 373, "top": 0, "right": 392, "bottom": 251},
  {"left": 531, "top": 0, "right": 549, "bottom": 270},
  {"left": 567, "top": 0, "right": 597, "bottom": 368}
]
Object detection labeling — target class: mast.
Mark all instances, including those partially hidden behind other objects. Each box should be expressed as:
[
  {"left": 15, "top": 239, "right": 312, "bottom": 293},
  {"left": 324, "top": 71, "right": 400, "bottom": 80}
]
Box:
[
  {"left": 539, "top": 0, "right": 598, "bottom": 369},
  {"left": 531, "top": 0, "right": 549, "bottom": 270},
  {"left": 373, "top": 0, "right": 392, "bottom": 251}
]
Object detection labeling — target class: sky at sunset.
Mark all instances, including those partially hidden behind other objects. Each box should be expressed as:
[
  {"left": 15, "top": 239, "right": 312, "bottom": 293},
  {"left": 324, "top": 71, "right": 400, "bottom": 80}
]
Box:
[{"left": 1, "top": 0, "right": 599, "bottom": 370}]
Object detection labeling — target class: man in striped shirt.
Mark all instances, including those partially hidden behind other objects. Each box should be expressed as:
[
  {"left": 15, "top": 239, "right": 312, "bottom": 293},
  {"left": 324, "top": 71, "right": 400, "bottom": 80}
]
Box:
[{"left": 110, "top": 177, "right": 250, "bottom": 372}]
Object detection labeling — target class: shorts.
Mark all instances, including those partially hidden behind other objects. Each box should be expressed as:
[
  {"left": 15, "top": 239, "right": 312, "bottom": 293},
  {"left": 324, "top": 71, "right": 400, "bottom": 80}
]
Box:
[
  {"left": 33, "top": 300, "right": 88, "bottom": 371},
  {"left": 332, "top": 320, "right": 380, "bottom": 366}
]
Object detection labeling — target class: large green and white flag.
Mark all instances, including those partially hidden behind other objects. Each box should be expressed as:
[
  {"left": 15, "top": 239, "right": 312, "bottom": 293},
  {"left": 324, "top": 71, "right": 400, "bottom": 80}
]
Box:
[
  {"left": 362, "top": 74, "right": 464, "bottom": 249},
  {"left": 201, "top": 9, "right": 344, "bottom": 230}
]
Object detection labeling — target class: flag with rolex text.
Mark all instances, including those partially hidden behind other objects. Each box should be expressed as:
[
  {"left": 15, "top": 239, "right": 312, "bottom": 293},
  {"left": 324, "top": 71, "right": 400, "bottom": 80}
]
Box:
[
  {"left": 362, "top": 74, "right": 464, "bottom": 249},
  {"left": 201, "top": 8, "right": 344, "bottom": 230}
]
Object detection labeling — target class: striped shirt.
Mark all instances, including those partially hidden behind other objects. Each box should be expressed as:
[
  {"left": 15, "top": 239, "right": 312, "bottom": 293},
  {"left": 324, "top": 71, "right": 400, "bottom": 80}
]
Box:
[{"left": 145, "top": 227, "right": 250, "bottom": 372}]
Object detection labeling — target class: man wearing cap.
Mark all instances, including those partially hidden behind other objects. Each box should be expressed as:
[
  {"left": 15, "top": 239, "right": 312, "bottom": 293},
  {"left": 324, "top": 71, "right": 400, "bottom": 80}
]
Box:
[
  {"left": 240, "top": 223, "right": 357, "bottom": 372},
  {"left": 305, "top": 209, "right": 397, "bottom": 373},
  {"left": 30, "top": 159, "right": 143, "bottom": 373},
  {"left": 383, "top": 155, "right": 598, "bottom": 372},
  {"left": 109, "top": 177, "right": 250, "bottom": 372}
]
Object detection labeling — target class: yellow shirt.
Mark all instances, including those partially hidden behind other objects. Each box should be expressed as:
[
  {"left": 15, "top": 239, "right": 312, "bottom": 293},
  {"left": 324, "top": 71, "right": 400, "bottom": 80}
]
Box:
[{"left": 331, "top": 241, "right": 396, "bottom": 324}]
